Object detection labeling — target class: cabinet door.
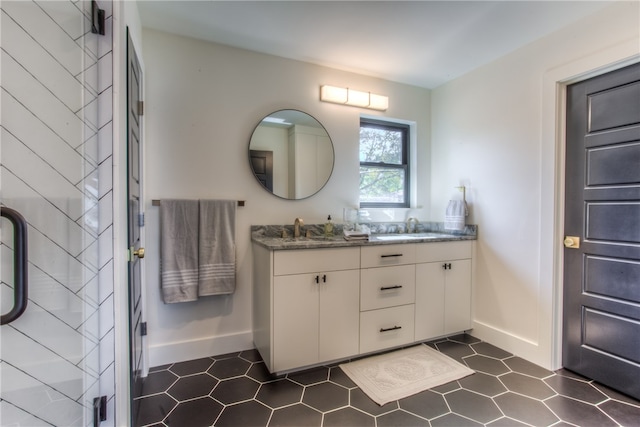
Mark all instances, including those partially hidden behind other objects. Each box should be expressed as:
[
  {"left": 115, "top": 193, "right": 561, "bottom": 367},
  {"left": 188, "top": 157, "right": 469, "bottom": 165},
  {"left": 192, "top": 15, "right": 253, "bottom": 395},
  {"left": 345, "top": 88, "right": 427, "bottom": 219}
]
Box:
[
  {"left": 274, "top": 274, "right": 319, "bottom": 371},
  {"left": 319, "top": 269, "right": 360, "bottom": 362},
  {"left": 415, "top": 262, "right": 445, "bottom": 341},
  {"left": 444, "top": 259, "right": 472, "bottom": 334}
]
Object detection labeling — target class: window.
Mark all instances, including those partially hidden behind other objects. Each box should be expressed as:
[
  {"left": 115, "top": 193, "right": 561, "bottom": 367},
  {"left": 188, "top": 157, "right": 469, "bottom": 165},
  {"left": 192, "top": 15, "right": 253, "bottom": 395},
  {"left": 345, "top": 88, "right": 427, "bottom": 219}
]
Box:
[{"left": 359, "top": 118, "right": 409, "bottom": 208}]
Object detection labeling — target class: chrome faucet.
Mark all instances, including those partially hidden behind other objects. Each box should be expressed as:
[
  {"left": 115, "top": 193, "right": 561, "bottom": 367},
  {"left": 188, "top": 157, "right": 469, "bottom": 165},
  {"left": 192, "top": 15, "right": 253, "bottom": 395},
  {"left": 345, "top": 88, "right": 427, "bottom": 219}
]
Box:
[
  {"left": 294, "top": 218, "right": 304, "bottom": 238},
  {"left": 406, "top": 217, "right": 419, "bottom": 233}
]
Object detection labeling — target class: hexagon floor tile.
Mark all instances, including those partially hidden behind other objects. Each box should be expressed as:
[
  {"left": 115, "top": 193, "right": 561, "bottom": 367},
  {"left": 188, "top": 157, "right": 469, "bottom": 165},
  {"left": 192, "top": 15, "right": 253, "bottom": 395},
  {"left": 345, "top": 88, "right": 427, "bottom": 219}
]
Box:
[{"left": 133, "top": 334, "right": 640, "bottom": 426}]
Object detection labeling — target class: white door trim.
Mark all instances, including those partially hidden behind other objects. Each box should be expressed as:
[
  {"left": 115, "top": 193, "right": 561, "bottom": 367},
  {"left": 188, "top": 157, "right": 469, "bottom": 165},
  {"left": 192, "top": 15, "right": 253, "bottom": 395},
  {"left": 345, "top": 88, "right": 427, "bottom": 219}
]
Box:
[
  {"left": 112, "top": 1, "right": 131, "bottom": 424},
  {"left": 541, "top": 38, "right": 640, "bottom": 371}
]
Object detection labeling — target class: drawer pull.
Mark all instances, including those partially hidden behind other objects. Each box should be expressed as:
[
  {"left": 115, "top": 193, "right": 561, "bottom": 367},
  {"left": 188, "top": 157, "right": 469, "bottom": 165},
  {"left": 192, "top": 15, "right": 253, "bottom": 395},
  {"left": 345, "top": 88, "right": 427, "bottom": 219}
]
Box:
[
  {"left": 380, "top": 285, "right": 403, "bottom": 291},
  {"left": 314, "top": 274, "right": 327, "bottom": 284},
  {"left": 380, "top": 254, "right": 403, "bottom": 258},
  {"left": 442, "top": 263, "right": 452, "bottom": 270},
  {"left": 380, "top": 325, "right": 402, "bottom": 333}
]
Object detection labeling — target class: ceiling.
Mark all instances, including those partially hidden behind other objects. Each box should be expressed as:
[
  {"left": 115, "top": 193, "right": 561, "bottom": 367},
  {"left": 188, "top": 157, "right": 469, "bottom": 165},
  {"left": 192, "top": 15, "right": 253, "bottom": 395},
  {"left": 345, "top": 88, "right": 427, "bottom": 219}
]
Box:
[{"left": 137, "top": 0, "right": 613, "bottom": 89}]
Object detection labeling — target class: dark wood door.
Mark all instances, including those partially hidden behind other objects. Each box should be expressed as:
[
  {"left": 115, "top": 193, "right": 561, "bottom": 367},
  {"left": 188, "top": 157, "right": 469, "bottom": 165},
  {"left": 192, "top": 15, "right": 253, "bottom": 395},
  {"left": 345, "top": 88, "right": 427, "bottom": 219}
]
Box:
[
  {"left": 250, "top": 149, "right": 274, "bottom": 191},
  {"left": 563, "top": 62, "right": 640, "bottom": 399},
  {"left": 127, "top": 28, "right": 145, "bottom": 422}
]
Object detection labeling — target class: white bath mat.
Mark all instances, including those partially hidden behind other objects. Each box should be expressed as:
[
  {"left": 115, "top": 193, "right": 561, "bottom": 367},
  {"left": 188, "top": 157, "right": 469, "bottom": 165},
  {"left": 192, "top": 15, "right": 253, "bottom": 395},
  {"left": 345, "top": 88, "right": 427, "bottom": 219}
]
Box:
[{"left": 340, "top": 344, "right": 474, "bottom": 405}]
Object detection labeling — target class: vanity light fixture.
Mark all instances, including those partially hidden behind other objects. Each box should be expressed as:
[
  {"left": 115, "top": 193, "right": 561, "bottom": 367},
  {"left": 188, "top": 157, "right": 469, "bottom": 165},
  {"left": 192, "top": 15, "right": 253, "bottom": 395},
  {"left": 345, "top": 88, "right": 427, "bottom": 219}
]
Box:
[{"left": 320, "top": 85, "right": 389, "bottom": 111}]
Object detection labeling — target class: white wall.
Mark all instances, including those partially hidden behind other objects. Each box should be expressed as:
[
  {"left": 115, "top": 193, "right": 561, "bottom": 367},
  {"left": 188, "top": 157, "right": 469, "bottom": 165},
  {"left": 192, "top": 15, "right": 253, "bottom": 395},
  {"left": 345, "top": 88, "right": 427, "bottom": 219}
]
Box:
[
  {"left": 141, "top": 29, "right": 431, "bottom": 366},
  {"left": 431, "top": 1, "right": 640, "bottom": 369}
]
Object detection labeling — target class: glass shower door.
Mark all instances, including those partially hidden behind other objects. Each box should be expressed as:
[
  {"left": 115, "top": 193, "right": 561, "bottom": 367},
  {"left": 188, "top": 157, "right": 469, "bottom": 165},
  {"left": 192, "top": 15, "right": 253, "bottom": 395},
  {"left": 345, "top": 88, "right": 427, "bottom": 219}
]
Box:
[{"left": 1, "top": 1, "right": 111, "bottom": 425}]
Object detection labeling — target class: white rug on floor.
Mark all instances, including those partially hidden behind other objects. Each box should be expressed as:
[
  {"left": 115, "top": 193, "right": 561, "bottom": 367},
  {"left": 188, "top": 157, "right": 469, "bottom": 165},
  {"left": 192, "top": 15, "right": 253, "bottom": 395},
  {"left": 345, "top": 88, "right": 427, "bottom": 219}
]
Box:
[{"left": 340, "top": 344, "right": 474, "bottom": 405}]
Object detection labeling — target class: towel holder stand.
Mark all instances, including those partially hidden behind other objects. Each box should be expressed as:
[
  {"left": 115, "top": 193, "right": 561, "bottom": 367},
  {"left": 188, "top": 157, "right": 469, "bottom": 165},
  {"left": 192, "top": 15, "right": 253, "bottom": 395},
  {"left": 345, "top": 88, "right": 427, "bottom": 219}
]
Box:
[
  {"left": 152, "top": 199, "right": 245, "bottom": 207},
  {"left": 454, "top": 186, "right": 466, "bottom": 203}
]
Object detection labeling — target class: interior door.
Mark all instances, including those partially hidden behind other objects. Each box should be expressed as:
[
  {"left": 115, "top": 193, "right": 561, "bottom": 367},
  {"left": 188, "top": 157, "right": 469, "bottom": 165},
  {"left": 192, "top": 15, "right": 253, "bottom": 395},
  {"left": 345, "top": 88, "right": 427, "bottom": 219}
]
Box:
[
  {"left": 127, "top": 27, "right": 145, "bottom": 423},
  {"left": 250, "top": 149, "right": 274, "bottom": 191},
  {"left": 563, "top": 62, "right": 640, "bottom": 399},
  {"left": 1, "top": 1, "right": 109, "bottom": 425}
]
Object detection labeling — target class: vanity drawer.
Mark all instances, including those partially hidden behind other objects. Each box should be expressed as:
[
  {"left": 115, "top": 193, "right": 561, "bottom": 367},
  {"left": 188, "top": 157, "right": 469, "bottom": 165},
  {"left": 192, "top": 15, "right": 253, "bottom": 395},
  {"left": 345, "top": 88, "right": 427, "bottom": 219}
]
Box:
[
  {"left": 361, "top": 265, "right": 415, "bottom": 311},
  {"left": 361, "top": 244, "right": 416, "bottom": 268},
  {"left": 274, "top": 247, "right": 360, "bottom": 276},
  {"left": 415, "top": 241, "right": 472, "bottom": 263},
  {"left": 359, "top": 305, "right": 415, "bottom": 354}
]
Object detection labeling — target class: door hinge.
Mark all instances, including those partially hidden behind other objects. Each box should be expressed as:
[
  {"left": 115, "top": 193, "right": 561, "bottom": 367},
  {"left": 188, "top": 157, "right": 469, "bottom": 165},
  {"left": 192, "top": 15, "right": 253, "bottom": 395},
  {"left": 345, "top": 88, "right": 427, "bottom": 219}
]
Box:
[
  {"left": 91, "top": 1, "right": 105, "bottom": 36},
  {"left": 138, "top": 101, "right": 144, "bottom": 116},
  {"left": 138, "top": 212, "right": 145, "bottom": 227},
  {"left": 93, "top": 395, "right": 107, "bottom": 426},
  {"left": 141, "top": 322, "right": 148, "bottom": 336}
]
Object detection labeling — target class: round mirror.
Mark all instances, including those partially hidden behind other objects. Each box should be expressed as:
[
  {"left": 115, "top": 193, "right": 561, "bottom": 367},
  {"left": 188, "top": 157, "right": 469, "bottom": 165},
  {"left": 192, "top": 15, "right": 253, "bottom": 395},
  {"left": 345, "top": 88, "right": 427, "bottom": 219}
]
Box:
[{"left": 249, "top": 110, "right": 334, "bottom": 200}]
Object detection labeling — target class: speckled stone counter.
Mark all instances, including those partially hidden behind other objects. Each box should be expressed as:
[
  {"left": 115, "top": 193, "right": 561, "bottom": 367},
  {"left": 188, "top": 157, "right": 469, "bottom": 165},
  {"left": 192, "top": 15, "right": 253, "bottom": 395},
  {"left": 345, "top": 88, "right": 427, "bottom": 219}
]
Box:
[{"left": 251, "top": 222, "right": 477, "bottom": 250}]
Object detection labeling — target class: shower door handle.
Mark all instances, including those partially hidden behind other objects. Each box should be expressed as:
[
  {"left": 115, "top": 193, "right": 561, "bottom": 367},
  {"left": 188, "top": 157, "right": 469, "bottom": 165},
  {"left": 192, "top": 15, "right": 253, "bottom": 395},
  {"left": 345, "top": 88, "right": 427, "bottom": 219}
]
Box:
[{"left": 1, "top": 207, "right": 29, "bottom": 325}]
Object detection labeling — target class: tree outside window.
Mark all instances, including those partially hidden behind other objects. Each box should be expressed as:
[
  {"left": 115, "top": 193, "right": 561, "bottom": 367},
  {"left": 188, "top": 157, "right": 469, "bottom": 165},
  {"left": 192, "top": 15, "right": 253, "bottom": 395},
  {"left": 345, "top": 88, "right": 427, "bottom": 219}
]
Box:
[{"left": 359, "top": 119, "right": 409, "bottom": 208}]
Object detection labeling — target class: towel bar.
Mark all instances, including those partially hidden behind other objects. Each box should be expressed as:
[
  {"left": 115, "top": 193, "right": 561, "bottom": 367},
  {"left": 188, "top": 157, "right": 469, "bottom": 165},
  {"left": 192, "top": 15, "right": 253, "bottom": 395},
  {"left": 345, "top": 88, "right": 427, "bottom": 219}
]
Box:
[{"left": 152, "top": 199, "right": 245, "bottom": 207}]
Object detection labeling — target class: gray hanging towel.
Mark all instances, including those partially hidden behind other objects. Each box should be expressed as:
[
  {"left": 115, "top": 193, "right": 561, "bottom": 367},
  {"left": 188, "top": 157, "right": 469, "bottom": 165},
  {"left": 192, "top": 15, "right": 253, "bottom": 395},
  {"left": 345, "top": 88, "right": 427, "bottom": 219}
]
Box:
[
  {"left": 198, "top": 199, "right": 236, "bottom": 296},
  {"left": 444, "top": 199, "right": 468, "bottom": 231},
  {"left": 160, "top": 199, "right": 200, "bottom": 303}
]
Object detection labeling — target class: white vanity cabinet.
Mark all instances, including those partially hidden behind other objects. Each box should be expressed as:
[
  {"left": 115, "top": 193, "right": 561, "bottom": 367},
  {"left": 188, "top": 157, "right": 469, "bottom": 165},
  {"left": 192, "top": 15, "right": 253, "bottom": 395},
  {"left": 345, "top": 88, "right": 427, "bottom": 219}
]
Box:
[
  {"left": 253, "top": 245, "right": 360, "bottom": 373},
  {"left": 359, "top": 244, "right": 417, "bottom": 354},
  {"left": 253, "top": 237, "right": 474, "bottom": 373},
  {"left": 415, "top": 241, "right": 472, "bottom": 341}
]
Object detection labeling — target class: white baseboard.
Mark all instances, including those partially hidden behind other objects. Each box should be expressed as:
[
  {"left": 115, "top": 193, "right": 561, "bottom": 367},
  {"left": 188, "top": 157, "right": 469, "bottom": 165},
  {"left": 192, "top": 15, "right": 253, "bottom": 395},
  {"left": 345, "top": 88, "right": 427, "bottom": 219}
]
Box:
[
  {"left": 147, "top": 325, "right": 552, "bottom": 371},
  {"left": 471, "top": 321, "right": 552, "bottom": 370},
  {"left": 148, "top": 331, "right": 255, "bottom": 368}
]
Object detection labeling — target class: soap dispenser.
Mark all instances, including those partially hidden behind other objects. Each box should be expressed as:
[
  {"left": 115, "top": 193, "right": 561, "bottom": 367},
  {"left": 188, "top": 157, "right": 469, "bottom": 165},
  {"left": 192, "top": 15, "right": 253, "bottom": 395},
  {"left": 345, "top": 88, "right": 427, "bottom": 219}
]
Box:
[{"left": 324, "top": 215, "right": 334, "bottom": 238}]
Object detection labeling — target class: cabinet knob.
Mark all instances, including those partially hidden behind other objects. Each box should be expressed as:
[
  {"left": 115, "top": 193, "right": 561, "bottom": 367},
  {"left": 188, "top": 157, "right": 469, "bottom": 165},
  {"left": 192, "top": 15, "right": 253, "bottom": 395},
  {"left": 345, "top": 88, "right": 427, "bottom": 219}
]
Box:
[{"left": 442, "top": 263, "right": 451, "bottom": 270}]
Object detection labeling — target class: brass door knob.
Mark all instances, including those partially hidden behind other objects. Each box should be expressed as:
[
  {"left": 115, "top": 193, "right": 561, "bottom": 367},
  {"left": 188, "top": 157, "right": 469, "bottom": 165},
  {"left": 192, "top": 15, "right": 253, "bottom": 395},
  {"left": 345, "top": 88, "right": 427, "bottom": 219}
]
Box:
[
  {"left": 134, "top": 247, "right": 145, "bottom": 259},
  {"left": 564, "top": 237, "right": 580, "bottom": 248}
]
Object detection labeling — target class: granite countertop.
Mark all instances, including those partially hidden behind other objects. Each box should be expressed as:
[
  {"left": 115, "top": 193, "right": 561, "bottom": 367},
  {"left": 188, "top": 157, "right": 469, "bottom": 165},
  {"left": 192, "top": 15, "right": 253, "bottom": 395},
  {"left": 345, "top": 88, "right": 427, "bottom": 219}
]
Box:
[{"left": 251, "top": 222, "right": 477, "bottom": 251}]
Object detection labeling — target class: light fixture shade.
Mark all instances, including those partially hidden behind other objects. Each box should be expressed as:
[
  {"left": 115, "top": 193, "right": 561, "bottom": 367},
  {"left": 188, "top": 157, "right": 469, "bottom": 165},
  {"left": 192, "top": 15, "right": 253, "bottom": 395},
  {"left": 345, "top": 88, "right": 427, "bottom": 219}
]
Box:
[
  {"left": 347, "top": 89, "right": 370, "bottom": 107},
  {"left": 369, "top": 93, "right": 389, "bottom": 110},
  {"left": 320, "top": 85, "right": 348, "bottom": 104},
  {"left": 320, "top": 85, "right": 388, "bottom": 111}
]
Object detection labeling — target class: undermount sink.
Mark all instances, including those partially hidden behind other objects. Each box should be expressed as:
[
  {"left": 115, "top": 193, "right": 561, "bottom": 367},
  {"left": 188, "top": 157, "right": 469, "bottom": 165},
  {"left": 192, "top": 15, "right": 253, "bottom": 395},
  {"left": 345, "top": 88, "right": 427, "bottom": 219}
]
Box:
[
  {"left": 281, "top": 235, "right": 333, "bottom": 242},
  {"left": 373, "top": 233, "right": 447, "bottom": 241}
]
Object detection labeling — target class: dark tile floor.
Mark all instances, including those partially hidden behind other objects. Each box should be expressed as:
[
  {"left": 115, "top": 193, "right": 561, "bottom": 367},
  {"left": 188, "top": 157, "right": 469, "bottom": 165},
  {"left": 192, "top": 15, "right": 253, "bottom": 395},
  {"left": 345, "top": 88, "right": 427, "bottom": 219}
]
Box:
[{"left": 134, "top": 334, "right": 640, "bottom": 426}]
